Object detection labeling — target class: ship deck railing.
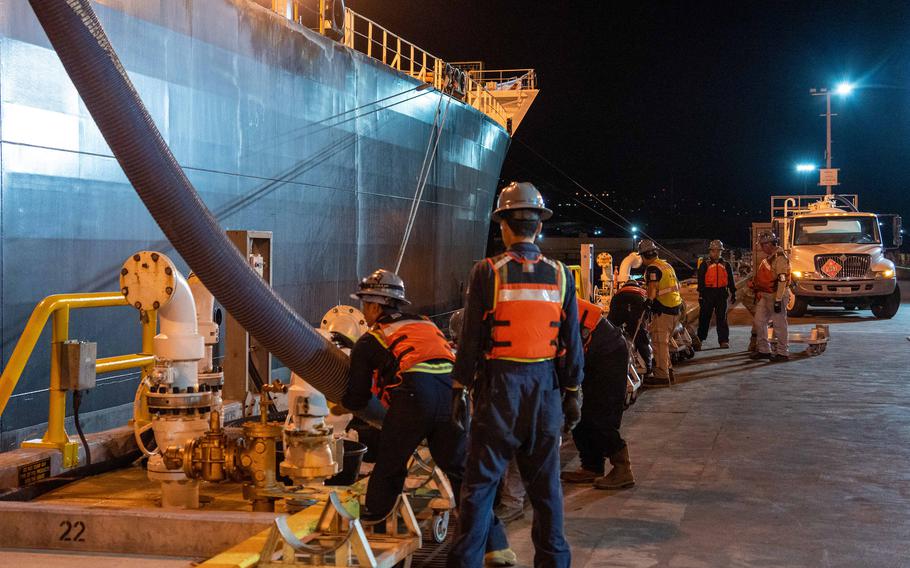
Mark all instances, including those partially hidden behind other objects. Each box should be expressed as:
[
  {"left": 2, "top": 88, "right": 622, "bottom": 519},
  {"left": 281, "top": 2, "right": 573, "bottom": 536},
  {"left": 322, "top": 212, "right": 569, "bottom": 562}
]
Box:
[{"left": 269, "top": 1, "right": 521, "bottom": 132}]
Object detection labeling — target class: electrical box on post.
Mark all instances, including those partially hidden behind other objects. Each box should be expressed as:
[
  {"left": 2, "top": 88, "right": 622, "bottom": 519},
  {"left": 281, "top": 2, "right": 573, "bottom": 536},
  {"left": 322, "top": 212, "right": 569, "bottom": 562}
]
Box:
[
  {"left": 59, "top": 340, "right": 97, "bottom": 391},
  {"left": 224, "top": 230, "right": 273, "bottom": 402}
]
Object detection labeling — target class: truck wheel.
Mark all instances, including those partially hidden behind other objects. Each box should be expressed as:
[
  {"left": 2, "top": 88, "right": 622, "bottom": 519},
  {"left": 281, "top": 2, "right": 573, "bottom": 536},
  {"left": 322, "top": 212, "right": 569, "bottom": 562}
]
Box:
[
  {"left": 788, "top": 296, "right": 809, "bottom": 318},
  {"left": 871, "top": 284, "right": 901, "bottom": 319}
]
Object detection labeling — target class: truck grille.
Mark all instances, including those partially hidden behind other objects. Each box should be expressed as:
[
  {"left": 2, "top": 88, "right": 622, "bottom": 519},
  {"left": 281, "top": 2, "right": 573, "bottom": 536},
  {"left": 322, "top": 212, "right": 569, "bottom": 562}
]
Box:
[{"left": 814, "top": 254, "right": 870, "bottom": 279}]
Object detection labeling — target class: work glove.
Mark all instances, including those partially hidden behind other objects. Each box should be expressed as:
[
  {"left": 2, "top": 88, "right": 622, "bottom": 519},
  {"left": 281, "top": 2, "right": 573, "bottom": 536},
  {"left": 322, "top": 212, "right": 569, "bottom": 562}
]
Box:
[
  {"left": 561, "top": 387, "right": 583, "bottom": 433},
  {"left": 729, "top": 293, "right": 737, "bottom": 306},
  {"left": 773, "top": 300, "right": 782, "bottom": 313},
  {"left": 451, "top": 387, "right": 470, "bottom": 432}
]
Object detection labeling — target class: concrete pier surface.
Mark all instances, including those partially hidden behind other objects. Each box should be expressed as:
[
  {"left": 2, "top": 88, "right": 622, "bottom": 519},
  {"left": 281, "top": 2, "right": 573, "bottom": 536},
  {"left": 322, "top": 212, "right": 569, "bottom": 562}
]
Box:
[{"left": 508, "top": 297, "right": 910, "bottom": 567}]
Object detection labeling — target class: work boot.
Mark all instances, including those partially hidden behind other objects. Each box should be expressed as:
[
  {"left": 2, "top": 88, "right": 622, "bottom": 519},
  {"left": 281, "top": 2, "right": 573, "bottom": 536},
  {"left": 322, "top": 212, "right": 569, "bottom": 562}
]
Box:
[
  {"left": 770, "top": 353, "right": 790, "bottom": 362},
  {"left": 493, "top": 502, "right": 524, "bottom": 523},
  {"left": 642, "top": 374, "right": 671, "bottom": 388},
  {"left": 749, "top": 352, "right": 771, "bottom": 361},
  {"left": 485, "top": 548, "right": 518, "bottom": 567},
  {"left": 748, "top": 334, "right": 757, "bottom": 352},
  {"left": 719, "top": 341, "right": 730, "bottom": 349},
  {"left": 561, "top": 468, "right": 600, "bottom": 484},
  {"left": 594, "top": 446, "right": 635, "bottom": 490}
]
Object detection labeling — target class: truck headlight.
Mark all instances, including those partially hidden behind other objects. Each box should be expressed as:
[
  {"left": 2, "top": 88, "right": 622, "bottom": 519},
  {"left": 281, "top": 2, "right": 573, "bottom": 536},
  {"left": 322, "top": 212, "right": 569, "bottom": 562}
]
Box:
[
  {"left": 882, "top": 269, "right": 894, "bottom": 278},
  {"left": 792, "top": 271, "right": 803, "bottom": 279}
]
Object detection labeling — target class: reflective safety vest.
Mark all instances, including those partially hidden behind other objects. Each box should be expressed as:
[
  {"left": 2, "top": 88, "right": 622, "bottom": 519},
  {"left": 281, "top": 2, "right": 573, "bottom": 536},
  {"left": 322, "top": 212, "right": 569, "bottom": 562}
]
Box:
[
  {"left": 576, "top": 297, "right": 603, "bottom": 353},
  {"left": 650, "top": 259, "right": 682, "bottom": 308},
  {"left": 704, "top": 260, "right": 729, "bottom": 288},
  {"left": 753, "top": 253, "right": 787, "bottom": 294},
  {"left": 485, "top": 252, "right": 567, "bottom": 362},
  {"left": 370, "top": 316, "right": 455, "bottom": 376}
]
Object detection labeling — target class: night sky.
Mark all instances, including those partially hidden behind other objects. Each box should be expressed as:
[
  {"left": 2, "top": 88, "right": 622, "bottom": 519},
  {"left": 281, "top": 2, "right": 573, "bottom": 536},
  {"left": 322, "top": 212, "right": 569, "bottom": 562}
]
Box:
[{"left": 348, "top": 1, "right": 910, "bottom": 246}]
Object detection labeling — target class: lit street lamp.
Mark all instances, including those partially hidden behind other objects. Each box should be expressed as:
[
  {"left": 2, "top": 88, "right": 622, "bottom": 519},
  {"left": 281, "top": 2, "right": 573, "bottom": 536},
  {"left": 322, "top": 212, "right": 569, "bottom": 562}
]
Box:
[
  {"left": 810, "top": 82, "right": 854, "bottom": 195},
  {"left": 795, "top": 163, "right": 817, "bottom": 193}
]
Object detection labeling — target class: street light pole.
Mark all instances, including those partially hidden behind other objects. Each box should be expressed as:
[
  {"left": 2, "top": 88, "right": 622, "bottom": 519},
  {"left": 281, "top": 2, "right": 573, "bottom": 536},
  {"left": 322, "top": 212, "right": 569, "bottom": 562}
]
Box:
[
  {"left": 810, "top": 82, "right": 853, "bottom": 197},
  {"left": 825, "top": 92, "right": 832, "bottom": 195}
]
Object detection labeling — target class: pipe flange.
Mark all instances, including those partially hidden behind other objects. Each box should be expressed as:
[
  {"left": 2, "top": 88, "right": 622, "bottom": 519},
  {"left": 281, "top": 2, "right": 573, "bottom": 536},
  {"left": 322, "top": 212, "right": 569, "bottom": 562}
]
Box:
[
  {"left": 147, "top": 390, "right": 214, "bottom": 410},
  {"left": 198, "top": 371, "right": 224, "bottom": 389},
  {"left": 120, "top": 251, "right": 177, "bottom": 312}
]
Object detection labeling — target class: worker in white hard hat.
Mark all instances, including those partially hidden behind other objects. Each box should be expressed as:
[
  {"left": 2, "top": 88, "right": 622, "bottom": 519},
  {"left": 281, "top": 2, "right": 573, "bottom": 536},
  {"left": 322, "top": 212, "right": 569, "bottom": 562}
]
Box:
[
  {"left": 449, "top": 181, "right": 584, "bottom": 568},
  {"left": 341, "top": 269, "right": 508, "bottom": 560},
  {"left": 696, "top": 239, "right": 737, "bottom": 349},
  {"left": 638, "top": 239, "right": 682, "bottom": 387},
  {"left": 750, "top": 232, "right": 791, "bottom": 362}
]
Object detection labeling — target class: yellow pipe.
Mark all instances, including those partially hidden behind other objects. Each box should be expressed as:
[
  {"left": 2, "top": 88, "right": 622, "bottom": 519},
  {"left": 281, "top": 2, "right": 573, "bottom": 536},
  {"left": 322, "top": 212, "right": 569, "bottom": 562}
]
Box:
[
  {"left": 43, "top": 306, "right": 70, "bottom": 447},
  {"left": 96, "top": 353, "right": 155, "bottom": 374},
  {"left": 0, "top": 292, "right": 128, "bottom": 418}
]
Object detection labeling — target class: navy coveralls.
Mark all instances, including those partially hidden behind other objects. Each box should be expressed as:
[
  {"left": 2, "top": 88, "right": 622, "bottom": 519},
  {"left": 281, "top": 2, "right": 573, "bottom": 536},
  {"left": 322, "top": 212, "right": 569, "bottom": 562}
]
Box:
[
  {"left": 571, "top": 318, "right": 629, "bottom": 473},
  {"left": 342, "top": 313, "right": 508, "bottom": 551},
  {"left": 696, "top": 258, "right": 737, "bottom": 344},
  {"left": 448, "top": 243, "right": 584, "bottom": 568}
]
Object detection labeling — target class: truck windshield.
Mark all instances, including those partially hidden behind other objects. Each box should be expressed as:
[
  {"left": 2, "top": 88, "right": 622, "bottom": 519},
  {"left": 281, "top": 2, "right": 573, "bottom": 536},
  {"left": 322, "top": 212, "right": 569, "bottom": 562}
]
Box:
[{"left": 793, "top": 216, "right": 880, "bottom": 245}]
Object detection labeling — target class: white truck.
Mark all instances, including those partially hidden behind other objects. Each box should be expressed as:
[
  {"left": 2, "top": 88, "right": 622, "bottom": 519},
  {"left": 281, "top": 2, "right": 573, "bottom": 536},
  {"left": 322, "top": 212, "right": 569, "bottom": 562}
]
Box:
[{"left": 758, "top": 195, "right": 902, "bottom": 319}]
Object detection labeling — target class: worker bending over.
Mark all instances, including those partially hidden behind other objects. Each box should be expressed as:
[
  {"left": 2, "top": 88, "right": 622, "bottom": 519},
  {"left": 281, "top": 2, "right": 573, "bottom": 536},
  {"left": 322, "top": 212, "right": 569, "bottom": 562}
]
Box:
[
  {"left": 608, "top": 279, "right": 652, "bottom": 375},
  {"left": 750, "top": 231, "right": 791, "bottom": 362},
  {"left": 639, "top": 239, "right": 682, "bottom": 386},
  {"left": 562, "top": 298, "right": 634, "bottom": 489},
  {"left": 696, "top": 239, "right": 737, "bottom": 349},
  {"left": 341, "top": 269, "right": 510, "bottom": 560},
  {"left": 448, "top": 182, "right": 584, "bottom": 568}
]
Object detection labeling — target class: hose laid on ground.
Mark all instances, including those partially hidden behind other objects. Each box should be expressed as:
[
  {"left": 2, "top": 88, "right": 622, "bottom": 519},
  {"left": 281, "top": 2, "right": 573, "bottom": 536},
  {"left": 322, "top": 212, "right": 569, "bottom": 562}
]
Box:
[{"left": 28, "top": 0, "right": 351, "bottom": 401}]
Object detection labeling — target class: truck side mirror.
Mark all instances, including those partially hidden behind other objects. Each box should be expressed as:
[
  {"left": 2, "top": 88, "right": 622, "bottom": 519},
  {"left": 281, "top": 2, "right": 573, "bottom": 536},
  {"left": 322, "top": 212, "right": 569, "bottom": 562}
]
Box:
[{"left": 893, "top": 216, "right": 903, "bottom": 248}]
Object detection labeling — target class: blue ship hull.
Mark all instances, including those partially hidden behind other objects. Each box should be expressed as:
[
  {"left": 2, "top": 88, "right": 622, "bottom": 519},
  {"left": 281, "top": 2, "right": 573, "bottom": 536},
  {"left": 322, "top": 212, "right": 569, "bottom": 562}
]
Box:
[{"left": 0, "top": 0, "right": 509, "bottom": 442}]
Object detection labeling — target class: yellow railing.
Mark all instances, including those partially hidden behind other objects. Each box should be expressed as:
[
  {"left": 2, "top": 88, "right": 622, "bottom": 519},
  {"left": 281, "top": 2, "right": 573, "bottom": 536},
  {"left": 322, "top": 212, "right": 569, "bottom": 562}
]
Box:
[
  {"left": 340, "top": 9, "right": 510, "bottom": 128},
  {"left": 0, "top": 292, "right": 156, "bottom": 467}
]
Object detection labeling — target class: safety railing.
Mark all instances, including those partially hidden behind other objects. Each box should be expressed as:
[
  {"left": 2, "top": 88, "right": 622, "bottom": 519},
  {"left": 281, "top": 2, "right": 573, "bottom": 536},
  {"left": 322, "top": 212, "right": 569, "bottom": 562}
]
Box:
[
  {"left": 0, "top": 293, "right": 156, "bottom": 467},
  {"left": 468, "top": 68, "right": 538, "bottom": 91}
]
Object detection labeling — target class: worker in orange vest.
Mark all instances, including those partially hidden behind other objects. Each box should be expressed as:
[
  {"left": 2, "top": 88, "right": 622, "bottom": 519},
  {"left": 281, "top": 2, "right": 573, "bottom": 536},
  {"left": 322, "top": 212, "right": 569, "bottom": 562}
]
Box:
[
  {"left": 749, "top": 232, "right": 791, "bottom": 362},
  {"left": 448, "top": 182, "right": 584, "bottom": 568},
  {"left": 696, "top": 240, "right": 737, "bottom": 348},
  {"left": 342, "top": 269, "right": 509, "bottom": 561}
]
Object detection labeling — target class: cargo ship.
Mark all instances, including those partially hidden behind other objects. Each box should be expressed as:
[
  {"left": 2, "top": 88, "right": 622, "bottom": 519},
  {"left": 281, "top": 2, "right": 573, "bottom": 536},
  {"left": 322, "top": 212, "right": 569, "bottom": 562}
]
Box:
[{"left": 0, "top": 0, "right": 537, "bottom": 446}]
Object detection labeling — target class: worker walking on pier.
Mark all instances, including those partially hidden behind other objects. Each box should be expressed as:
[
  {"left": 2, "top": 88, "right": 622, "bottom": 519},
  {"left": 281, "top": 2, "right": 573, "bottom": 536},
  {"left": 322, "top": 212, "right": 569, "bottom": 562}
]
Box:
[
  {"left": 562, "top": 298, "right": 634, "bottom": 489},
  {"left": 448, "top": 182, "right": 584, "bottom": 568},
  {"left": 639, "top": 240, "right": 682, "bottom": 386},
  {"left": 750, "top": 232, "right": 791, "bottom": 361},
  {"left": 696, "top": 240, "right": 737, "bottom": 349},
  {"left": 341, "top": 269, "right": 510, "bottom": 558}
]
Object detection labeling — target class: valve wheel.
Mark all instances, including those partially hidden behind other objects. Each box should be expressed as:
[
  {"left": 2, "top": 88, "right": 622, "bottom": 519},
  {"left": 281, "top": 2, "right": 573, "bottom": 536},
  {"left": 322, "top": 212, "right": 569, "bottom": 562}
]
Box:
[{"left": 432, "top": 510, "right": 450, "bottom": 543}]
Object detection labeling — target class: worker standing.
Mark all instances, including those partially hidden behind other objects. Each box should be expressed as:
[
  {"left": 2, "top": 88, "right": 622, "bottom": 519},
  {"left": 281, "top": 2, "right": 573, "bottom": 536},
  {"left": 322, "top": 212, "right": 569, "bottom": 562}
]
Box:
[
  {"left": 696, "top": 240, "right": 737, "bottom": 349},
  {"left": 638, "top": 240, "right": 682, "bottom": 387},
  {"left": 448, "top": 182, "right": 584, "bottom": 568},
  {"left": 750, "top": 232, "right": 791, "bottom": 362},
  {"left": 341, "top": 269, "right": 511, "bottom": 560},
  {"left": 562, "top": 298, "right": 634, "bottom": 489}
]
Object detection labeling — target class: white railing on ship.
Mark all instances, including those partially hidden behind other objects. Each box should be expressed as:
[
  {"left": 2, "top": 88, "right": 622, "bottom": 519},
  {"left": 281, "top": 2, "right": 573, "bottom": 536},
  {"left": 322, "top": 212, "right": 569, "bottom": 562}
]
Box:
[{"left": 468, "top": 68, "right": 538, "bottom": 91}]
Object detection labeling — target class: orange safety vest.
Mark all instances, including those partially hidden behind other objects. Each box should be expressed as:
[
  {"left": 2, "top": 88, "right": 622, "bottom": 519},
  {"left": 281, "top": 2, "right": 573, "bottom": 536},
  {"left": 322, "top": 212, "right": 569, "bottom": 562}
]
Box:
[
  {"left": 576, "top": 297, "right": 603, "bottom": 353},
  {"left": 369, "top": 316, "right": 455, "bottom": 407},
  {"left": 754, "top": 258, "right": 776, "bottom": 293},
  {"left": 485, "top": 252, "right": 567, "bottom": 362},
  {"left": 704, "top": 261, "right": 729, "bottom": 288},
  {"left": 371, "top": 317, "right": 455, "bottom": 374}
]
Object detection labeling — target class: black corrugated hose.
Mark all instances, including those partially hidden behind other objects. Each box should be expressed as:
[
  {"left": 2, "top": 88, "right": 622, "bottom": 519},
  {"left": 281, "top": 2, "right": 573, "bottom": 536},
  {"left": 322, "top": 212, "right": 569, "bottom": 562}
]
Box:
[{"left": 27, "top": 0, "right": 352, "bottom": 401}]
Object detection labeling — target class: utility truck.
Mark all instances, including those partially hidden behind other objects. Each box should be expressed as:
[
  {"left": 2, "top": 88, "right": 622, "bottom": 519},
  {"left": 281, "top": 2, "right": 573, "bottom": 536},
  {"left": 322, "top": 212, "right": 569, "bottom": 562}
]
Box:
[{"left": 756, "top": 195, "right": 902, "bottom": 319}]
